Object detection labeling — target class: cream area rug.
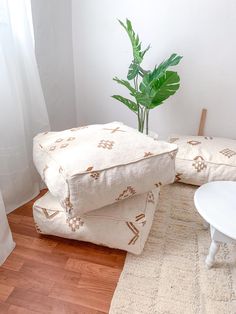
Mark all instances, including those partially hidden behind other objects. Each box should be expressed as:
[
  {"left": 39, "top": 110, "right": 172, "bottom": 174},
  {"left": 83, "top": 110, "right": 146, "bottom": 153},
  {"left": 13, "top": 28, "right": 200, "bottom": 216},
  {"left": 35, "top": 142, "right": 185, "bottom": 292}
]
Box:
[{"left": 109, "top": 183, "right": 236, "bottom": 314}]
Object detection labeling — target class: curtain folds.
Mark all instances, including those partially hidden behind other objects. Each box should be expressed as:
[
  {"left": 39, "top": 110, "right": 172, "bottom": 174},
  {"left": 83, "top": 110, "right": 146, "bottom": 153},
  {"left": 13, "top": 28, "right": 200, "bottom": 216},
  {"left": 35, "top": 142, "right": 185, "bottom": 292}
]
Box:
[
  {"left": 0, "top": 0, "right": 50, "bottom": 213},
  {"left": 0, "top": 190, "right": 15, "bottom": 265}
]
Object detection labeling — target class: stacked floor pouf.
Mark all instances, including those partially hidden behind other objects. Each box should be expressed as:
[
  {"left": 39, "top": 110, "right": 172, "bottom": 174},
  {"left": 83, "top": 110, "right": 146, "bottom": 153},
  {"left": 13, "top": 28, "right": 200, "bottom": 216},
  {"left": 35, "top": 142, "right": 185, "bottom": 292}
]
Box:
[{"left": 33, "top": 122, "right": 177, "bottom": 254}]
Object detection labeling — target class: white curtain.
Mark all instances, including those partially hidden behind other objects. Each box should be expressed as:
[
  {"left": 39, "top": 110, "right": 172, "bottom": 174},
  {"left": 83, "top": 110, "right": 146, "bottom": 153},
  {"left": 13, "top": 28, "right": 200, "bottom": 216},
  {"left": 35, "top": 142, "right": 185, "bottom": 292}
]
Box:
[
  {"left": 0, "top": 0, "right": 50, "bottom": 214},
  {"left": 0, "top": 191, "right": 15, "bottom": 265}
]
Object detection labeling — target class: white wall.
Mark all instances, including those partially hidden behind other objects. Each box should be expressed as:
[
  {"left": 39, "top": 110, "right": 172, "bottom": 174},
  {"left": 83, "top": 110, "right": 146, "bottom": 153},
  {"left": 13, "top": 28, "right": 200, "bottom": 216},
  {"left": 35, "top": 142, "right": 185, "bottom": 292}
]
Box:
[
  {"left": 31, "top": 0, "right": 77, "bottom": 131},
  {"left": 72, "top": 0, "right": 236, "bottom": 139}
]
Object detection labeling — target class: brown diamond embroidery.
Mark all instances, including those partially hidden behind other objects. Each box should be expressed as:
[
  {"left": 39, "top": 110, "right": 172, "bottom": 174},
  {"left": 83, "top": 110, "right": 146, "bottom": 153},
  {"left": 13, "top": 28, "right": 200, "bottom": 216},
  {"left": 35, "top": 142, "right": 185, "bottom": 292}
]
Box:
[
  {"left": 62, "top": 197, "right": 73, "bottom": 214},
  {"left": 147, "top": 191, "right": 155, "bottom": 204},
  {"left": 169, "top": 150, "right": 178, "bottom": 160},
  {"left": 90, "top": 172, "right": 100, "bottom": 180},
  {"left": 66, "top": 217, "right": 84, "bottom": 232},
  {"left": 67, "top": 137, "right": 76, "bottom": 141},
  {"left": 144, "top": 152, "right": 154, "bottom": 157},
  {"left": 49, "top": 146, "right": 56, "bottom": 151},
  {"left": 98, "top": 140, "right": 114, "bottom": 149},
  {"left": 86, "top": 166, "right": 94, "bottom": 172},
  {"left": 126, "top": 222, "right": 139, "bottom": 245},
  {"left": 59, "top": 166, "right": 63, "bottom": 173},
  {"left": 55, "top": 138, "right": 63, "bottom": 143},
  {"left": 220, "top": 148, "right": 236, "bottom": 159},
  {"left": 42, "top": 208, "right": 59, "bottom": 220},
  {"left": 154, "top": 182, "right": 162, "bottom": 188},
  {"left": 192, "top": 156, "right": 207, "bottom": 172},
  {"left": 103, "top": 127, "right": 126, "bottom": 133},
  {"left": 175, "top": 173, "right": 183, "bottom": 182},
  {"left": 116, "top": 186, "right": 136, "bottom": 201},
  {"left": 169, "top": 137, "right": 179, "bottom": 143},
  {"left": 60, "top": 143, "right": 69, "bottom": 149},
  {"left": 187, "top": 140, "right": 201, "bottom": 146},
  {"left": 204, "top": 136, "right": 213, "bottom": 140},
  {"left": 35, "top": 223, "right": 42, "bottom": 233}
]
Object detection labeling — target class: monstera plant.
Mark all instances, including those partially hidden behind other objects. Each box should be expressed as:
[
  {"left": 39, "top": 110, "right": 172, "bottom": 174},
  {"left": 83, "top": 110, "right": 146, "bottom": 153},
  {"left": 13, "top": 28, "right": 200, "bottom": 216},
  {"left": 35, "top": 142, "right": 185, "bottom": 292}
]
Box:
[{"left": 112, "top": 19, "right": 182, "bottom": 135}]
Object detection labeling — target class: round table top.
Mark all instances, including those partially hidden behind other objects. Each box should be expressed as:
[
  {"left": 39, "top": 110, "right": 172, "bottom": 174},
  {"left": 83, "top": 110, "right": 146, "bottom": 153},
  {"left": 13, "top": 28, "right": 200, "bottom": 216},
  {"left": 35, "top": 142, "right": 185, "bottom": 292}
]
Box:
[{"left": 194, "top": 181, "right": 236, "bottom": 240}]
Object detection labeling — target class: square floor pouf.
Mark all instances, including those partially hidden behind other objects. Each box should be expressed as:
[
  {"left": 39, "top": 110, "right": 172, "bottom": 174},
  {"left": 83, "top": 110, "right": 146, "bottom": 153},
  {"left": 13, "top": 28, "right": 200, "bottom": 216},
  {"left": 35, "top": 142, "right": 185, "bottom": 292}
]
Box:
[
  {"left": 33, "top": 189, "right": 160, "bottom": 254},
  {"left": 33, "top": 121, "right": 177, "bottom": 253},
  {"left": 33, "top": 121, "right": 177, "bottom": 216}
]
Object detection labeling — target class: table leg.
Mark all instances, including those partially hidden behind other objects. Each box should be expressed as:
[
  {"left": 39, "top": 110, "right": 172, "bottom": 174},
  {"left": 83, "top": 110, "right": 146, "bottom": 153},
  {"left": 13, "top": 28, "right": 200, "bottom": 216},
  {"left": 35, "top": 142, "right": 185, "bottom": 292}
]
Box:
[{"left": 205, "top": 240, "right": 220, "bottom": 268}]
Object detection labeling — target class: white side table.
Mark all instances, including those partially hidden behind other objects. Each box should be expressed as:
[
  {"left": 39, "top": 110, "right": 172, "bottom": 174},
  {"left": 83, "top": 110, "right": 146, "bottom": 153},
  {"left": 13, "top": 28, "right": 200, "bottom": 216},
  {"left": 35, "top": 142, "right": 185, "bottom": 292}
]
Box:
[{"left": 194, "top": 181, "right": 236, "bottom": 268}]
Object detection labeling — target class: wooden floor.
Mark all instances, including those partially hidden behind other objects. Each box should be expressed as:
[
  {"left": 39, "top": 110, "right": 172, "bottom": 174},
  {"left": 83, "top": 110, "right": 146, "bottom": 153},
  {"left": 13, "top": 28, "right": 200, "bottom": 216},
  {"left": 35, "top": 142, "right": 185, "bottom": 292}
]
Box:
[{"left": 0, "top": 191, "right": 126, "bottom": 314}]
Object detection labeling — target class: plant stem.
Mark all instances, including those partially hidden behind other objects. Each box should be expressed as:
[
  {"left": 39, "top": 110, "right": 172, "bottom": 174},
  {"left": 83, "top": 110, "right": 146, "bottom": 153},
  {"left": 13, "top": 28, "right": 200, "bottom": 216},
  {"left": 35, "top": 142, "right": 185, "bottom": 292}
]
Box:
[
  {"left": 140, "top": 107, "right": 145, "bottom": 133},
  {"left": 145, "top": 109, "right": 149, "bottom": 135},
  {"left": 137, "top": 105, "right": 141, "bottom": 132},
  {"left": 134, "top": 76, "right": 142, "bottom": 132}
]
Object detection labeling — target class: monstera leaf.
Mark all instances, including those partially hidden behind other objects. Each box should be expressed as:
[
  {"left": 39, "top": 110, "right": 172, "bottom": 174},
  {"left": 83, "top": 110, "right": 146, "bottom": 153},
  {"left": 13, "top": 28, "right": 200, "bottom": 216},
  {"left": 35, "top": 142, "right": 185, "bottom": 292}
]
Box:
[
  {"left": 137, "top": 71, "right": 180, "bottom": 109},
  {"left": 112, "top": 18, "right": 182, "bottom": 134},
  {"left": 127, "top": 61, "right": 140, "bottom": 80},
  {"left": 118, "top": 19, "right": 150, "bottom": 80},
  {"left": 151, "top": 71, "right": 180, "bottom": 107},
  {"left": 139, "top": 53, "right": 182, "bottom": 92},
  {"left": 150, "top": 53, "right": 182, "bottom": 80},
  {"left": 112, "top": 95, "right": 138, "bottom": 113},
  {"left": 113, "top": 77, "right": 138, "bottom": 97}
]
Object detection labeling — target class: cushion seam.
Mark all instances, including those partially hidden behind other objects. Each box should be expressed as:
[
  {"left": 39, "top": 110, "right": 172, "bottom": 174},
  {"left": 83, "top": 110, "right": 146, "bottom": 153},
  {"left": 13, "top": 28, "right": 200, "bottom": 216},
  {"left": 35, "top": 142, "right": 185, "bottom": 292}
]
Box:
[{"left": 176, "top": 156, "right": 236, "bottom": 168}]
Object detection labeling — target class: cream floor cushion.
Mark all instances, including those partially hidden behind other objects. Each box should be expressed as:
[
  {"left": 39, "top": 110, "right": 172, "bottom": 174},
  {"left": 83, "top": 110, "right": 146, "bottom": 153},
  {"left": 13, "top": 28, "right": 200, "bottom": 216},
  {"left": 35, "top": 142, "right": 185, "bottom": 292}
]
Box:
[
  {"left": 33, "top": 121, "right": 177, "bottom": 216},
  {"left": 33, "top": 188, "right": 160, "bottom": 255},
  {"left": 170, "top": 135, "right": 236, "bottom": 185}
]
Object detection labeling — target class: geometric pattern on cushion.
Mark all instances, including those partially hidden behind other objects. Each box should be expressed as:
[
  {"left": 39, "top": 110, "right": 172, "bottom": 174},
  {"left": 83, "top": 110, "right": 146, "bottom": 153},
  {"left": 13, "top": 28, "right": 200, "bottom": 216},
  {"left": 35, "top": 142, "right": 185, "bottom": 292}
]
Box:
[
  {"left": 33, "top": 188, "right": 160, "bottom": 255},
  {"left": 170, "top": 135, "right": 236, "bottom": 186},
  {"left": 33, "top": 121, "right": 177, "bottom": 216}
]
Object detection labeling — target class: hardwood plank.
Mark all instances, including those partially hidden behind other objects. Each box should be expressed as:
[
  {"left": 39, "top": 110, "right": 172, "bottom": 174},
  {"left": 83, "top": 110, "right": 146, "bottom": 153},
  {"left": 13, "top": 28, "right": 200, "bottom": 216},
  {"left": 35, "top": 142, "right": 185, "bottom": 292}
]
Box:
[
  {"left": 0, "top": 302, "right": 10, "bottom": 313},
  {"left": 0, "top": 189, "right": 126, "bottom": 313},
  {"left": 7, "top": 214, "right": 22, "bottom": 224},
  {"left": 12, "top": 233, "right": 57, "bottom": 253},
  {"left": 49, "top": 268, "right": 118, "bottom": 312},
  {"left": 8, "top": 304, "right": 39, "bottom": 314},
  {"left": 7, "top": 288, "right": 98, "bottom": 314},
  {"left": 22, "top": 260, "right": 81, "bottom": 286},
  {"left": 0, "top": 283, "right": 14, "bottom": 302},
  {"left": 65, "top": 258, "right": 120, "bottom": 283},
  {"left": 49, "top": 263, "right": 119, "bottom": 312},
  {"left": 1, "top": 255, "right": 24, "bottom": 271},
  {"left": 13, "top": 216, "right": 35, "bottom": 227},
  {"left": 12, "top": 190, "right": 47, "bottom": 217},
  {"left": 12, "top": 246, "right": 68, "bottom": 268},
  {"left": 54, "top": 241, "right": 125, "bottom": 269},
  {"left": 0, "top": 268, "right": 54, "bottom": 296},
  {"left": 9, "top": 217, "right": 39, "bottom": 238}
]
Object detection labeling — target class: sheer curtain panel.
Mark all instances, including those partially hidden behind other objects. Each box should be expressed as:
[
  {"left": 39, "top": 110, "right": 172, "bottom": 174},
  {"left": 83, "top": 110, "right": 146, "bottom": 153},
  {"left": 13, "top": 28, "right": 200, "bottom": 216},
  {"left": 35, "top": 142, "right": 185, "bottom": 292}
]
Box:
[
  {"left": 0, "top": 0, "right": 50, "bottom": 213},
  {"left": 0, "top": 190, "right": 15, "bottom": 265}
]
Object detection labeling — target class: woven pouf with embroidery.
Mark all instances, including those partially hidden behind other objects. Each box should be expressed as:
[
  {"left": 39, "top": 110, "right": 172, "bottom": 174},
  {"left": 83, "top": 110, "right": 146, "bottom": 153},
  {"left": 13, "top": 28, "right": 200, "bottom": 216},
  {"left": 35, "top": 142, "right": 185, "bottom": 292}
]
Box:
[
  {"left": 33, "top": 121, "right": 177, "bottom": 217},
  {"left": 33, "top": 189, "right": 160, "bottom": 254},
  {"left": 32, "top": 121, "right": 177, "bottom": 253}
]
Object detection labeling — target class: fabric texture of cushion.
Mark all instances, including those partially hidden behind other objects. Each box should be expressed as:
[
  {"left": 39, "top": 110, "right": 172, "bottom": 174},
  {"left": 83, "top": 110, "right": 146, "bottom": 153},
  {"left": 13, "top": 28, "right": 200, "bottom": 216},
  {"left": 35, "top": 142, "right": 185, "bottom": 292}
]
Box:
[
  {"left": 33, "top": 121, "right": 177, "bottom": 216},
  {"left": 170, "top": 135, "right": 236, "bottom": 186},
  {"left": 33, "top": 188, "right": 160, "bottom": 255}
]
